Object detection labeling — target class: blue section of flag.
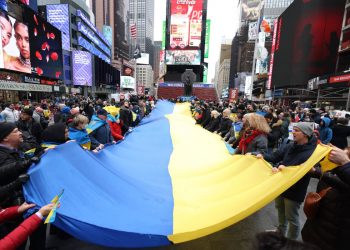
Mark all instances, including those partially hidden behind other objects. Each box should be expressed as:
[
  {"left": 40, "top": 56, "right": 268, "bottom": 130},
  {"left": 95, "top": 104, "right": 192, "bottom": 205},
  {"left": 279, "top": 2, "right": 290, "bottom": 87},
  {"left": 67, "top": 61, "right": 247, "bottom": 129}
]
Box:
[{"left": 23, "top": 101, "right": 175, "bottom": 248}]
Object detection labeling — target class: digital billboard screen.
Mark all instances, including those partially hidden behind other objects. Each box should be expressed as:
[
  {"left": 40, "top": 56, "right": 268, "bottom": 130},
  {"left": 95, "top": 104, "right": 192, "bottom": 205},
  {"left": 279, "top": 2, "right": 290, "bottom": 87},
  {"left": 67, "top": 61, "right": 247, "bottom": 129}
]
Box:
[
  {"left": 169, "top": 0, "right": 203, "bottom": 50},
  {"left": 72, "top": 50, "right": 92, "bottom": 86},
  {"left": 241, "top": 0, "right": 261, "bottom": 21},
  {"left": 26, "top": 10, "right": 63, "bottom": 79},
  {"left": 102, "top": 25, "right": 112, "bottom": 46},
  {"left": 271, "top": 0, "right": 345, "bottom": 88},
  {"left": 0, "top": 11, "right": 32, "bottom": 73},
  {"left": 46, "top": 4, "right": 70, "bottom": 51},
  {"left": 166, "top": 50, "right": 200, "bottom": 65},
  {"left": 16, "top": 0, "right": 38, "bottom": 12}
]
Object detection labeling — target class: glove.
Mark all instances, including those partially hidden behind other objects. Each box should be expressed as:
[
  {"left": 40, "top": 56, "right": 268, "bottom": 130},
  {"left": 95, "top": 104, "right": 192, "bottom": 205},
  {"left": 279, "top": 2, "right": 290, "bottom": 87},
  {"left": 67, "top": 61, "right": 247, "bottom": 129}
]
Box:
[
  {"left": 18, "top": 174, "right": 30, "bottom": 183},
  {"left": 18, "top": 159, "right": 32, "bottom": 170}
]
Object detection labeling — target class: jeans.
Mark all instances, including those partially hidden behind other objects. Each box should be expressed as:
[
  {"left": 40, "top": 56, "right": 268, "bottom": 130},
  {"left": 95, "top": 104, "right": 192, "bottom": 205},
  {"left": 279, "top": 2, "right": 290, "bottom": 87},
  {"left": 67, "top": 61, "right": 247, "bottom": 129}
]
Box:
[{"left": 275, "top": 196, "right": 302, "bottom": 240}]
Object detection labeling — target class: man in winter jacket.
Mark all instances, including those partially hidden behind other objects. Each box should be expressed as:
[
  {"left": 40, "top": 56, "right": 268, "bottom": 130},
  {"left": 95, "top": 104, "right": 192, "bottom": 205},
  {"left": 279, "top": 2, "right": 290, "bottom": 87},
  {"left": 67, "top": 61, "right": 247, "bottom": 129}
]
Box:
[
  {"left": 88, "top": 109, "right": 115, "bottom": 149},
  {"left": 257, "top": 122, "right": 317, "bottom": 240},
  {"left": 0, "top": 103, "right": 18, "bottom": 123},
  {"left": 319, "top": 117, "right": 333, "bottom": 144}
]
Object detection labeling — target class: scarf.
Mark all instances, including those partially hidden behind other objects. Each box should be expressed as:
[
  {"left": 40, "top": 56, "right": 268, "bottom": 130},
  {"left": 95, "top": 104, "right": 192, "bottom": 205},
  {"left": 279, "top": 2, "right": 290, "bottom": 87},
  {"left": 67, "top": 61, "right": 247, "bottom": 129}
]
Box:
[
  {"left": 86, "top": 115, "right": 107, "bottom": 134},
  {"left": 68, "top": 127, "right": 91, "bottom": 149},
  {"left": 238, "top": 129, "right": 265, "bottom": 153}
]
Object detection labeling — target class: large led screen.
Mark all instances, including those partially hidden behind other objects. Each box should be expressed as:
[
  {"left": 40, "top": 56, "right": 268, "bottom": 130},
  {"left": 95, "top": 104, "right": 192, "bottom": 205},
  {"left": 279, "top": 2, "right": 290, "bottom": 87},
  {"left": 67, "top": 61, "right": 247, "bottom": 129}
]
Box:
[
  {"left": 270, "top": 0, "right": 345, "bottom": 87},
  {"left": 169, "top": 0, "right": 203, "bottom": 50},
  {"left": 72, "top": 50, "right": 92, "bottom": 86},
  {"left": 26, "top": 10, "right": 63, "bottom": 79},
  {"left": 0, "top": 11, "right": 32, "bottom": 73},
  {"left": 241, "top": 0, "right": 261, "bottom": 21},
  {"left": 46, "top": 4, "right": 70, "bottom": 51},
  {"left": 16, "top": 0, "right": 38, "bottom": 12},
  {"left": 166, "top": 50, "right": 200, "bottom": 65}
]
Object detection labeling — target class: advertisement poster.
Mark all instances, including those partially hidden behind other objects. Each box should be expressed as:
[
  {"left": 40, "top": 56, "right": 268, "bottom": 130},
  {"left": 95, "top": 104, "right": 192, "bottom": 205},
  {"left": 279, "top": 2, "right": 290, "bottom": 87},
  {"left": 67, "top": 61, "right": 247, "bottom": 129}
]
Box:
[
  {"left": 271, "top": 0, "right": 345, "bottom": 88},
  {"left": 72, "top": 50, "right": 92, "bottom": 86},
  {"left": 102, "top": 25, "right": 112, "bottom": 46},
  {"left": 0, "top": 13, "right": 32, "bottom": 73},
  {"left": 170, "top": 0, "right": 202, "bottom": 50},
  {"left": 120, "top": 76, "right": 136, "bottom": 89},
  {"left": 204, "top": 19, "right": 210, "bottom": 58},
  {"left": 166, "top": 50, "right": 200, "bottom": 65},
  {"left": 46, "top": 4, "right": 70, "bottom": 51},
  {"left": 26, "top": 10, "right": 63, "bottom": 79},
  {"left": 241, "top": 0, "right": 261, "bottom": 21}
]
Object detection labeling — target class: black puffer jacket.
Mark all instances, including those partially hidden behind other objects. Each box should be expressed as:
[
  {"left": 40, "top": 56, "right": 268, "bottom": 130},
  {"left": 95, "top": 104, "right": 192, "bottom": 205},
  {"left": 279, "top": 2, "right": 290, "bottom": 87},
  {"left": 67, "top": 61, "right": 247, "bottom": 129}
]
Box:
[
  {"left": 302, "top": 163, "right": 350, "bottom": 250},
  {"left": 216, "top": 117, "right": 232, "bottom": 137},
  {"left": 0, "top": 146, "right": 29, "bottom": 206},
  {"left": 263, "top": 136, "right": 317, "bottom": 202},
  {"left": 205, "top": 116, "right": 221, "bottom": 132}
]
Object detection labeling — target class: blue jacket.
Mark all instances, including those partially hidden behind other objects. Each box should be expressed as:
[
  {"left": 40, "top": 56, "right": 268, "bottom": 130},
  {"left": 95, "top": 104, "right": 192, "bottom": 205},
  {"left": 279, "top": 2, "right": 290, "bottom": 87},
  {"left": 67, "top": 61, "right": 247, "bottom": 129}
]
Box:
[
  {"left": 89, "top": 117, "right": 114, "bottom": 147},
  {"left": 319, "top": 117, "right": 333, "bottom": 144}
]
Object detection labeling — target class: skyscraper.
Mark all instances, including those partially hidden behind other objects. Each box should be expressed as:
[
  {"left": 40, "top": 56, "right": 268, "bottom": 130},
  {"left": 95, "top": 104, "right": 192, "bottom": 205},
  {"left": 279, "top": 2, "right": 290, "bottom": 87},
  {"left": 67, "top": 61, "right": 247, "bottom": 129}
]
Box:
[
  {"left": 129, "top": 0, "right": 155, "bottom": 69},
  {"left": 264, "top": 0, "right": 294, "bottom": 19}
]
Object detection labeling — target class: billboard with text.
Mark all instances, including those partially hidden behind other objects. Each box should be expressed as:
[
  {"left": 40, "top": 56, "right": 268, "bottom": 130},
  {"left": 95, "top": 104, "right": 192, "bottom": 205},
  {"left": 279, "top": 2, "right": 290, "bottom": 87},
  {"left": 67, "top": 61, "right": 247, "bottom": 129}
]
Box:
[
  {"left": 169, "top": 0, "right": 203, "bottom": 50},
  {"left": 72, "top": 50, "right": 92, "bottom": 86},
  {"left": 166, "top": 50, "right": 200, "bottom": 65},
  {"left": 46, "top": 4, "right": 70, "bottom": 51}
]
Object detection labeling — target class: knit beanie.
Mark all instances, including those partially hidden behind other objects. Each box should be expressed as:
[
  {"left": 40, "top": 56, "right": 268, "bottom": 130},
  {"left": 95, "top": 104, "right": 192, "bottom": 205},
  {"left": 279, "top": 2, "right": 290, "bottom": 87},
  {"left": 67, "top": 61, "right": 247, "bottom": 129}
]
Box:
[
  {"left": 0, "top": 123, "right": 16, "bottom": 142},
  {"left": 293, "top": 122, "right": 314, "bottom": 137}
]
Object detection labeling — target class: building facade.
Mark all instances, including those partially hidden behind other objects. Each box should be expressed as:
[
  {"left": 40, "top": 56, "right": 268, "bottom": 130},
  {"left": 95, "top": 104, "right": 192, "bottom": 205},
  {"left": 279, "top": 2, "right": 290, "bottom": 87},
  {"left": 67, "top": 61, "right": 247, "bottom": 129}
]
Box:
[
  {"left": 217, "top": 59, "right": 231, "bottom": 97},
  {"left": 136, "top": 64, "right": 154, "bottom": 94},
  {"left": 129, "top": 0, "right": 155, "bottom": 69}
]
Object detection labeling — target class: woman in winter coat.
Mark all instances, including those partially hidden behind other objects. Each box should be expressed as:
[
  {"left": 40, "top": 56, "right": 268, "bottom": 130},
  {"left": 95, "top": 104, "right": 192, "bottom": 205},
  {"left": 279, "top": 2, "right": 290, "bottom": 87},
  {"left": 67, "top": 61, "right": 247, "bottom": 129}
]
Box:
[
  {"left": 214, "top": 108, "right": 232, "bottom": 137},
  {"left": 107, "top": 114, "right": 124, "bottom": 142},
  {"left": 302, "top": 146, "right": 350, "bottom": 250},
  {"left": 235, "top": 113, "right": 270, "bottom": 155}
]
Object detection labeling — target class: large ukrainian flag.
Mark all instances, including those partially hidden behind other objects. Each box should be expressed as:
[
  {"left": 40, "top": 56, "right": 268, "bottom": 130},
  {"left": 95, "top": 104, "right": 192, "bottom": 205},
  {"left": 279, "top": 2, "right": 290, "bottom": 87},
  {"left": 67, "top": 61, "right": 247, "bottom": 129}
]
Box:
[{"left": 23, "top": 101, "right": 331, "bottom": 248}]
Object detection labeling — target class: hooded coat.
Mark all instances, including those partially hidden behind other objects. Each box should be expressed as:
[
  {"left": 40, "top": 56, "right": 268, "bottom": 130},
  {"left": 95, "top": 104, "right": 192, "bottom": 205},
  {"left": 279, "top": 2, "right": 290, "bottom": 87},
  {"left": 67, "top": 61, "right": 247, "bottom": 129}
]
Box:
[{"left": 319, "top": 117, "right": 333, "bottom": 144}]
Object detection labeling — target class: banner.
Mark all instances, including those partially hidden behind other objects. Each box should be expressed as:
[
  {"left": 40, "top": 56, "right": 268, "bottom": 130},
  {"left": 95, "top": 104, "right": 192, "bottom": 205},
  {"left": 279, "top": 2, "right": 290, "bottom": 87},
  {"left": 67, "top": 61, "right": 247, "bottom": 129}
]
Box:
[
  {"left": 204, "top": 19, "right": 210, "bottom": 58},
  {"left": 241, "top": 0, "right": 261, "bottom": 21}
]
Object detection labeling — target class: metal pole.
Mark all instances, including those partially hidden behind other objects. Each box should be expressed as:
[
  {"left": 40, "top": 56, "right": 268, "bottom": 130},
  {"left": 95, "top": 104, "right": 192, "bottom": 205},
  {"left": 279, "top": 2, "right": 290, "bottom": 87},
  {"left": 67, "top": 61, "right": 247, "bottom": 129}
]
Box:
[
  {"left": 346, "top": 84, "right": 350, "bottom": 111},
  {"left": 316, "top": 87, "right": 320, "bottom": 108}
]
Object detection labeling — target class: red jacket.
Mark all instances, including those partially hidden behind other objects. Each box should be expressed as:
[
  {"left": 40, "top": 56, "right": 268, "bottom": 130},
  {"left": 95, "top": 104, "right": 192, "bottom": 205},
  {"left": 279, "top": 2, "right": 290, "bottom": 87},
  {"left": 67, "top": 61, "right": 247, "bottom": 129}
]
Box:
[
  {"left": 0, "top": 206, "right": 42, "bottom": 250},
  {"left": 107, "top": 120, "right": 124, "bottom": 142}
]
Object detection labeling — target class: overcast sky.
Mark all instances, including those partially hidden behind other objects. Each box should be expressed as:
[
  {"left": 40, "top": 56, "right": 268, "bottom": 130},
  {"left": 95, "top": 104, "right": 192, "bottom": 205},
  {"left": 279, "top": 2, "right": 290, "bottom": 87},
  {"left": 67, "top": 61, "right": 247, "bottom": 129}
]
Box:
[{"left": 154, "top": 0, "right": 240, "bottom": 82}]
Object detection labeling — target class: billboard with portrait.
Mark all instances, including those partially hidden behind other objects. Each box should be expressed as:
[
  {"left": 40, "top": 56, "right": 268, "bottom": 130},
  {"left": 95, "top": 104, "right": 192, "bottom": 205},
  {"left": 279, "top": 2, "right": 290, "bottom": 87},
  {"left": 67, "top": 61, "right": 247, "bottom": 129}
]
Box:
[
  {"left": 46, "top": 4, "right": 70, "bottom": 51},
  {"left": 241, "top": 0, "right": 261, "bottom": 21},
  {"left": 270, "top": 0, "right": 345, "bottom": 88},
  {"left": 169, "top": 0, "right": 203, "bottom": 50},
  {"left": 0, "top": 12, "right": 32, "bottom": 73},
  {"left": 25, "top": 10, "right": 63, "bottom": 79},
  {"left": 72, "top": 50, "right": 92, "bottom": 86},
  {"left": 165, "top": 50, "right": 200, "bottom": 65}
]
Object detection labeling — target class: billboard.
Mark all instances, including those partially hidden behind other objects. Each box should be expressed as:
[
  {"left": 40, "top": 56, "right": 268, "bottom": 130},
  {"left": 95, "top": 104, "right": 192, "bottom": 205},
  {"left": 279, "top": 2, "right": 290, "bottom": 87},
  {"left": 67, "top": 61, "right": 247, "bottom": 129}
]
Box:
[
  {"left": 136, "top": 53, "right": 149, "bottom": 65},
  {"left": 204, "top": 19, "right": 210, "bottom": 58},
  {"left": 120, "top": 76, "right": 136, "bottom": 89},
  {"left": 166, "top": 50, "right": 200, "bottom": 65},
  {"left": 169, "top": 0, "right": 203, "bottom": 50},
  {"left": 26, "top": 10, "right": 63, "bottom": 79},
  {"left": 16, "top": 0, "right": 38, "bottom": 12},
  {"left": 72, "top": 50, "right": 92, "bottom": 86},
  {"left": 102, "top": 25, "right": 112, "bottom": 46},
  {"left": 241, "top": 0, "right": 261, "bottom": 21},
  {"left": 0, "top": 13, "right": 32, "bottom": 73},
  {"left": 270, "top": 0, "right": 345, "bottom": 88},
  {"left": 46, "top": 4, "right": 70, "bottom": 51}
]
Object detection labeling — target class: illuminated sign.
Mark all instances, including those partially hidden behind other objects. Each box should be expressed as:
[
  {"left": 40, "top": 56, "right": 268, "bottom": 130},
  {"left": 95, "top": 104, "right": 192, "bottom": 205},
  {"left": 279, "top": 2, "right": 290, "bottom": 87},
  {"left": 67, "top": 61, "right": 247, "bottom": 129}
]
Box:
[
  {"left": 46, "top": 4, "right": 70, "bottom": 51},
  {"left": 165, "top": 50, "right": 200, "bottom": 65},
  {"left": 72, "top": 50, "right": 92, "bottom": 86}
]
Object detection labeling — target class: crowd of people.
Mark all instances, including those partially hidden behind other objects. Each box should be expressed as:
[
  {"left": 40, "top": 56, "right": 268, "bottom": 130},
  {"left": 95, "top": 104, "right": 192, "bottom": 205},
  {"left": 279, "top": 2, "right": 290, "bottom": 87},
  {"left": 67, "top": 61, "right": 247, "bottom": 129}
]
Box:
[
  {"left": 190, "top": 98, "right": 350, "bottom": 249},
  {"left": 0, "top": 94, "right": 155, "bottom": 249},
  {"left": 0, "top": 95, "right": 349, "bottom": 249}
]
